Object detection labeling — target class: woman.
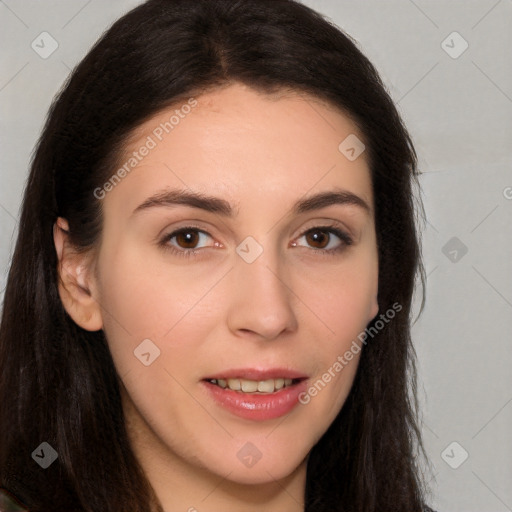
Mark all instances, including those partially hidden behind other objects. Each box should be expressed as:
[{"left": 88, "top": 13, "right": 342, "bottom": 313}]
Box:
[{"left": 0, "top": 0, "right": 433, "bottom": 510}]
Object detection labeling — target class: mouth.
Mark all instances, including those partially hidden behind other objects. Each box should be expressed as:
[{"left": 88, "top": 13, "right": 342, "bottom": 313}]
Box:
[{"left": 201, "top": 369, "right": 308, "bottom": 421}]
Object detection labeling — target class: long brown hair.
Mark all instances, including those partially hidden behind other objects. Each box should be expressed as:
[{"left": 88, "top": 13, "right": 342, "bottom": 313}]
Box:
[{"left": 0, "top": 1, "right": 429, "bottom": 510}]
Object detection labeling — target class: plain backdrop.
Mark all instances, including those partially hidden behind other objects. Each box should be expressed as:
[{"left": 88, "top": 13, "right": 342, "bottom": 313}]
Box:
[{"left": 1, "top": 1, "right": 511, "bottom": 511}]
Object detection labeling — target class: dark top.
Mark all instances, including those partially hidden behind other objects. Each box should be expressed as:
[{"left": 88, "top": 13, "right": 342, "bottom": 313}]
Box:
[{"left": 0, "top": 487, "right": 439, "bottom": 512}]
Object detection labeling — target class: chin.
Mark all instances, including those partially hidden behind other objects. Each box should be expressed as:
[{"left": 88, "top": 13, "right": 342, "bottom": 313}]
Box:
[
  {"left": 222, "top": 460, "right": 304, "bottom": 486},
  {"left": 200, "top": 438, "right": 310, "bottom": 486}
]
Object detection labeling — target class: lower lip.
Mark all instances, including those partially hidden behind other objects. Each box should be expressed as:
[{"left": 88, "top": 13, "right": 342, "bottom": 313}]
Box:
[{"left": 202, "top": 380, "right": 308, "bottom": 421}]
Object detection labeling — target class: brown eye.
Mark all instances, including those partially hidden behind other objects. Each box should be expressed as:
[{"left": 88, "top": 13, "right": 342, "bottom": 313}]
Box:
[
  {"left": 305, "top": 229, "right": 331, "bottom": 249},
  {"left": 175, "top": 230, "right": 201, "bottom": 249},
  {"left": 163, "top": 228, "right": 214, "bottom": 251},
  {"left": 294, "top": 226, "right": 353, "bottom": 253}
]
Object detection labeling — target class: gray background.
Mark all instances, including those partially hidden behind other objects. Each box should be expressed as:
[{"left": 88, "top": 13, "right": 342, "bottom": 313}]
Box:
[{"left": 1, "top": 1, "right": 511, "bottom": 511}]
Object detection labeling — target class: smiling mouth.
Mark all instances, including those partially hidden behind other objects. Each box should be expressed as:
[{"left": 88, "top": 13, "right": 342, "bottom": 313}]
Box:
[{"left": 206, "top": 377, "right": 303, "bottom": 393}]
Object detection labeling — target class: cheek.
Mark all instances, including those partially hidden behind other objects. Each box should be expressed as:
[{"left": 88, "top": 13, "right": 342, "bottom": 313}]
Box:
[
  {"left": 96, "top": 241, "right": 225, "bottom": 343},
  {"left": 293, "top": 253, "right": 377, "bottom": 413},
  {"left": 297, "top": 253, "right": 378, "bottom": 336}
]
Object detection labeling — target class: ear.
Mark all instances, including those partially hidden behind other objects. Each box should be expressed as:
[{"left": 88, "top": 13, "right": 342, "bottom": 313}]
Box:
[{"left": 53, "top": 217, "right": 103, "bottom": 331}]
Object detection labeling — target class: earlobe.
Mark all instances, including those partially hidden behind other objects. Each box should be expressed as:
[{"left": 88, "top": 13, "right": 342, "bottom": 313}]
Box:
[{"left": 53, "top": 217, "right": 103, "bottom": 331}]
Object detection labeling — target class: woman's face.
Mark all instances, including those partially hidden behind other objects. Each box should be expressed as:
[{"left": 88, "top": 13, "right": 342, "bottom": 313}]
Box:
[{"left": 78, "top": 83, "right": 378, "bottom": 489}]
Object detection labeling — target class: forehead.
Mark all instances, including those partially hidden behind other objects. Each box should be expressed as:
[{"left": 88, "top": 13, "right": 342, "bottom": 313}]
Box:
[{"left": 104, "top": 83, "right": 373, "bottom": 218}]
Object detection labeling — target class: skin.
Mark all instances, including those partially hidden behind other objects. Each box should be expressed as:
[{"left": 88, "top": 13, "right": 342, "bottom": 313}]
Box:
[{"left": 54, "top": 82, "right": 379, "bottom": 512}]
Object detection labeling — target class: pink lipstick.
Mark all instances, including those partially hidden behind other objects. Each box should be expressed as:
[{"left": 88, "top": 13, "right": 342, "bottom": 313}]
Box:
[{"left": 202, "top": 368, "right": 308, "bottom": 421}]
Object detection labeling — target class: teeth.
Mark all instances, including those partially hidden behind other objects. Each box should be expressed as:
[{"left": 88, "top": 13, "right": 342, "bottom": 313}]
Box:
[
  {"left": 257, "top": 379, "right": 275, "bottom": 393},
  {"left": 227, "top": 378, "right": 241, "bottom": 391},
  {"left": 275, "top": 378, "right": 285, "bottom": 390},
  {"left": 241, "top": 379, "right": 258, "bottom": 392},
  {"left": 210, "top": 377, "right": 297, "bottom": 393}
]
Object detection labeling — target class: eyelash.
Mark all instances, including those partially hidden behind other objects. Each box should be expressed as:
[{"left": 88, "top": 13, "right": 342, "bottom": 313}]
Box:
[{"left": 158, "top": 223, "right": 353, "bottom": 259}]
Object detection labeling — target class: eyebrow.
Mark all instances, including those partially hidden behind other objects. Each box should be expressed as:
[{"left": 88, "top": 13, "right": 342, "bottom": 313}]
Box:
[{"left": 131, "top": 187, "right": 371, "bottom": 218}]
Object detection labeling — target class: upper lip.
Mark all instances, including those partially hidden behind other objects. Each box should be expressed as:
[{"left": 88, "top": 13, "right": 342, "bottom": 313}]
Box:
[{"left": 203, "top": 368, "right": 308, "bottom": 381}]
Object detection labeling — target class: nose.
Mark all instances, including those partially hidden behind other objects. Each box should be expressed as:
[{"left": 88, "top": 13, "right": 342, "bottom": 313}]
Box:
[{"left": 226, "top": 247, "right": 298, "bottom": 341}]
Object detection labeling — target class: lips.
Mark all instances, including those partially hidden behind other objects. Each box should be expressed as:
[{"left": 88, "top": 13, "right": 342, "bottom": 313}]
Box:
[{"left": 201, "top": 368, "right": 309, "bottom": 421}]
